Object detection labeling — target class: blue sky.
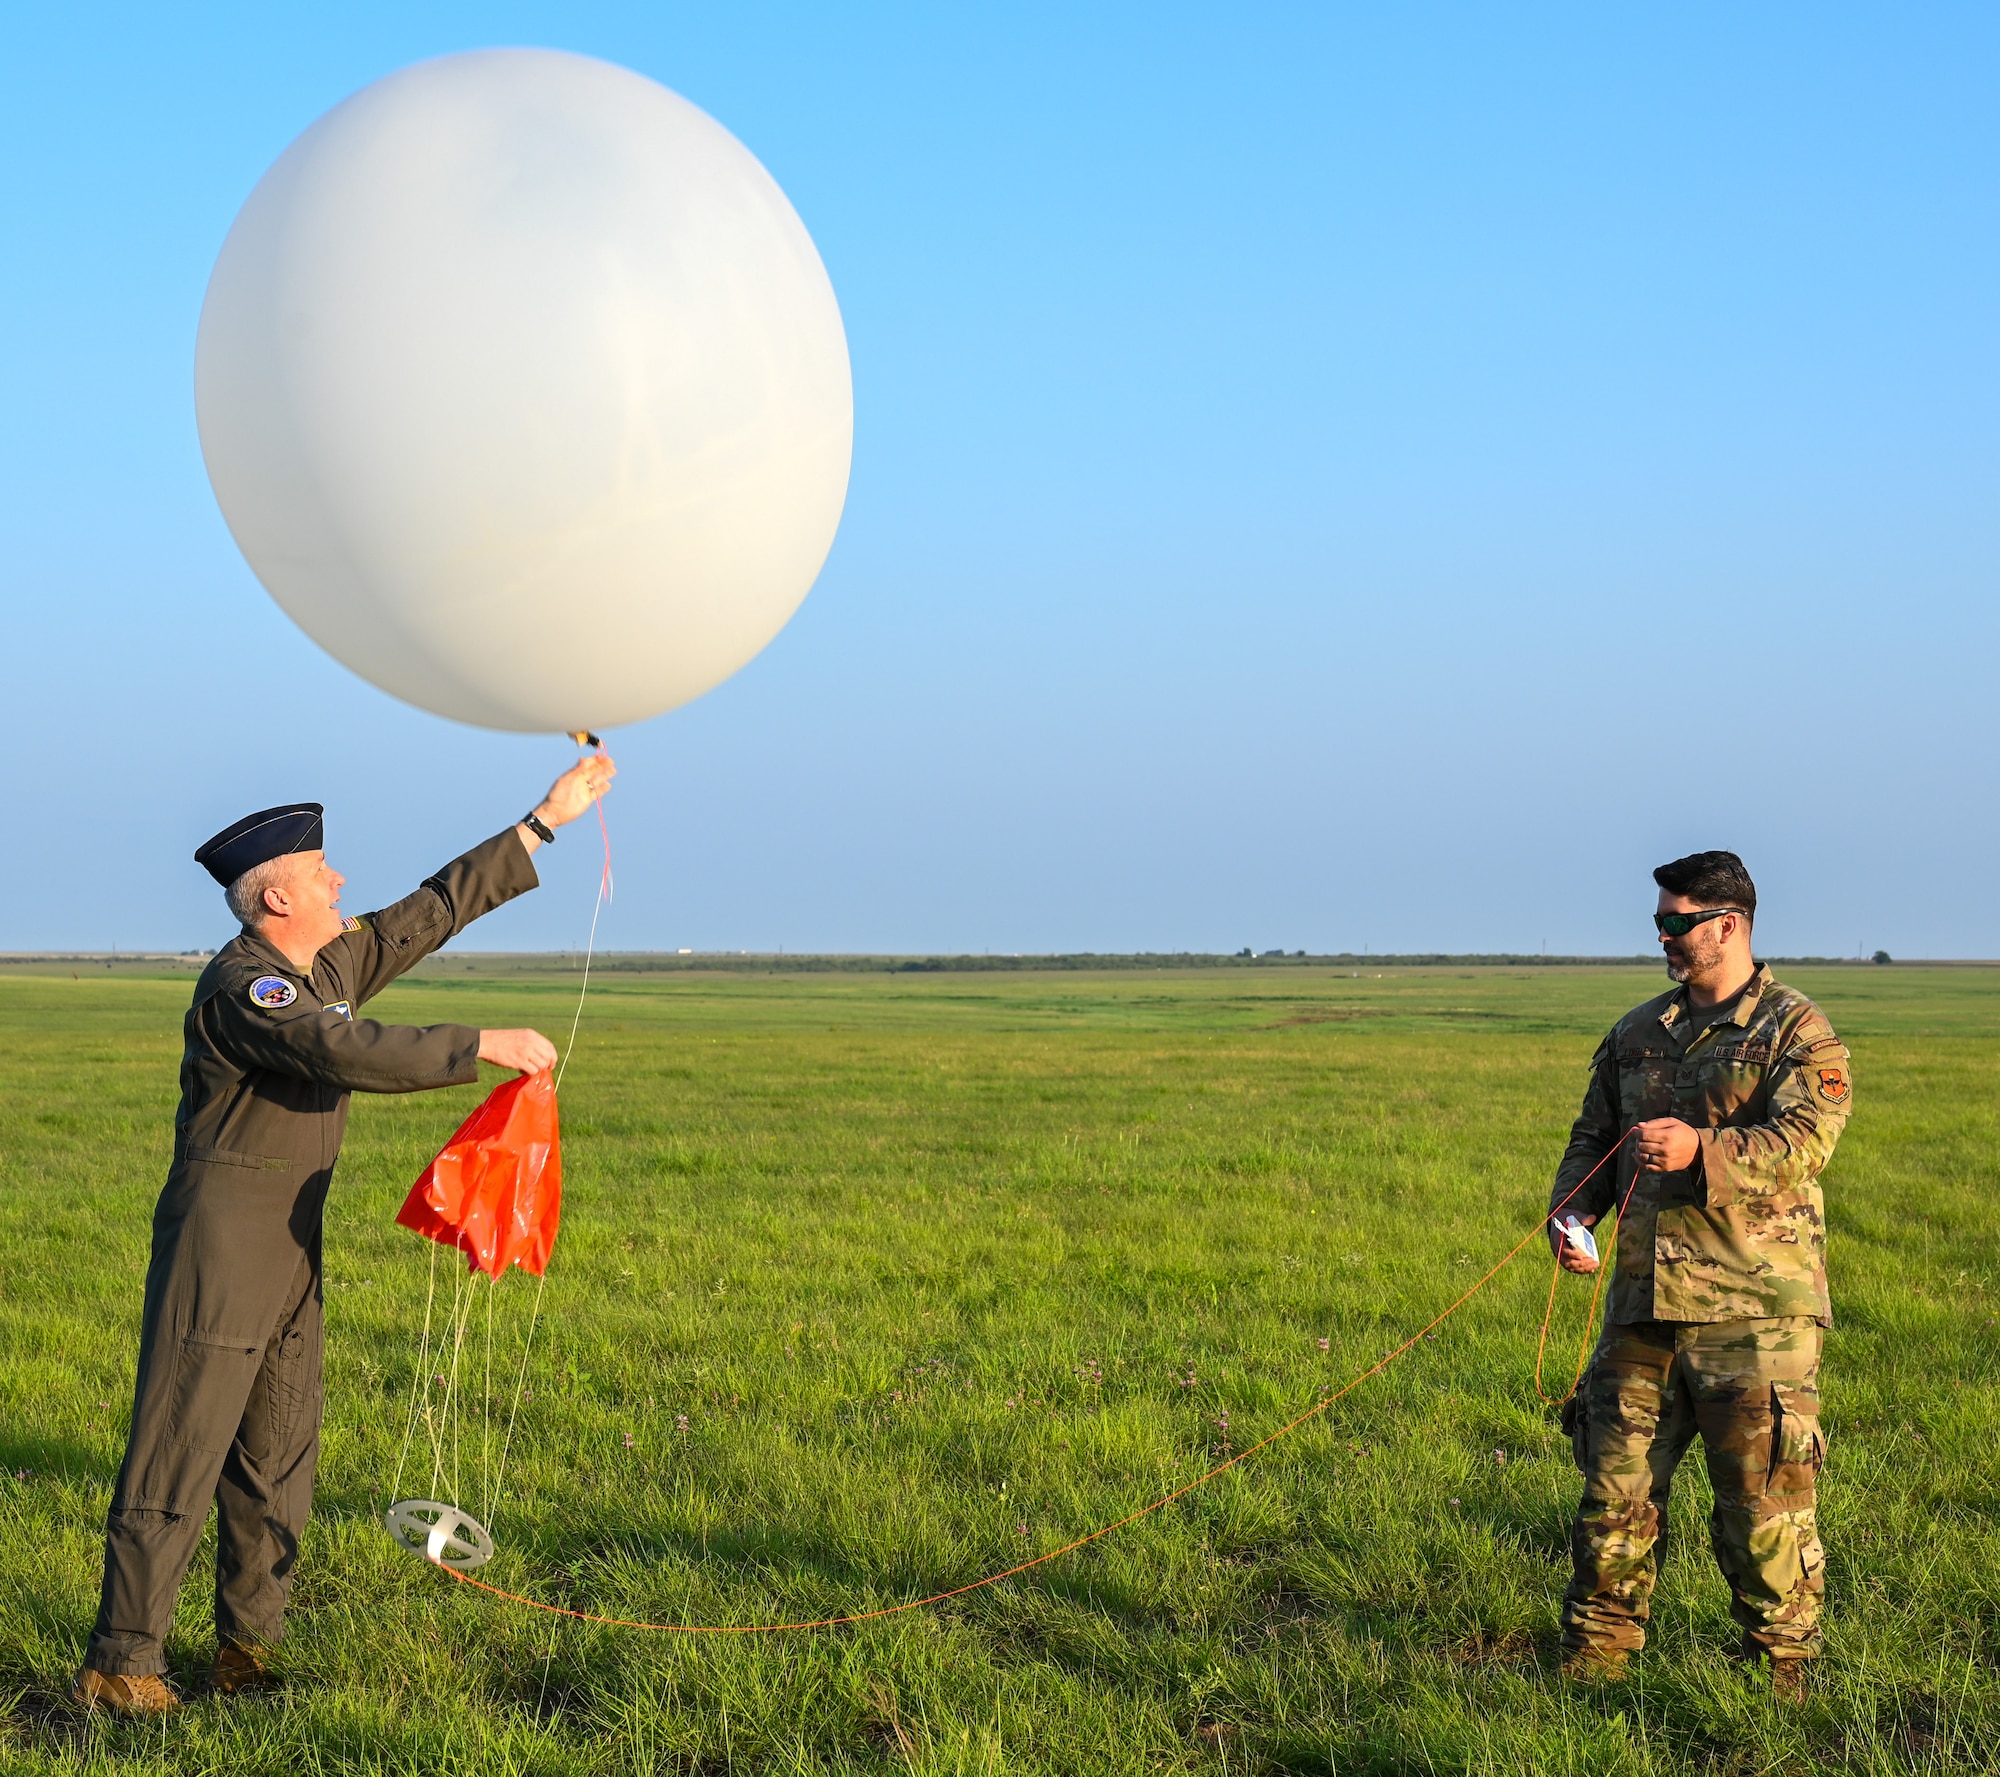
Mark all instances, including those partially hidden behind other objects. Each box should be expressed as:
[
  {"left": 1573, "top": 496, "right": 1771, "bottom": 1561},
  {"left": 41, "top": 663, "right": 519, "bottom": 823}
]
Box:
[{"left": 4, "top": 3, "right": 1995, "bottom": 957}]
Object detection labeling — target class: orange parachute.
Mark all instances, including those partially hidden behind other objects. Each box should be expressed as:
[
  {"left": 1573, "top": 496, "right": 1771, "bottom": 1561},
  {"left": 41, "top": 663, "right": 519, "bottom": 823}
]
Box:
[{"left": 396, "top": 1072, "right": 562, "bottom": 1277}]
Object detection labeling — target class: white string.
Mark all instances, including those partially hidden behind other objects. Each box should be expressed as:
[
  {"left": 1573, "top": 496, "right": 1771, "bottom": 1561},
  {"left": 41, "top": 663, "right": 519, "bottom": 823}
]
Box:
[
  {"left": 485, "top": 1268, "right": 549, "bottom": 1525},
  {"left": 390, "top": 1240, "right": 442, "bottom": 1504},
  {"left": 392, "top": 763, "right": 606, "bottom": 1531},
  {"left": 555, "top": 871, "right": 606, "bottom": 1093},
  {"left": 555, "top": 747, "right": 611, "bottom": 1092}
]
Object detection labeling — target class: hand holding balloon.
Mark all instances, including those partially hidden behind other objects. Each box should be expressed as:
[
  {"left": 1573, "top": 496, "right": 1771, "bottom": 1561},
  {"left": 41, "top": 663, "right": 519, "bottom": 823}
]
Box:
[
  {"left": 519, "top": 755, "right": 617, "bottom": 853},
  {"left": 477, "top": 1030, "right": 559, "bottom": 1075}
]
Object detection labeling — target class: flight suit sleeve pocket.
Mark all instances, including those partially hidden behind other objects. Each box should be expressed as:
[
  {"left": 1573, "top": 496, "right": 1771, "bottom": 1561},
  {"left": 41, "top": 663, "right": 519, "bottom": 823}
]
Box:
[
  {"left": 165, "top": 1332, "right": 264, "bottom": 1455},
  {"left": 1769, "top": 1382, "right": 1825, "bottom": 1496}
]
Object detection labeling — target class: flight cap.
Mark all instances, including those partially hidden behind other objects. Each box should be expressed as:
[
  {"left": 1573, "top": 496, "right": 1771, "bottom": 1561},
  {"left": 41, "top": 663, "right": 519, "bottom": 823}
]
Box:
[{"left": 194, "top": 804, "right": 325, "bottom": 887}]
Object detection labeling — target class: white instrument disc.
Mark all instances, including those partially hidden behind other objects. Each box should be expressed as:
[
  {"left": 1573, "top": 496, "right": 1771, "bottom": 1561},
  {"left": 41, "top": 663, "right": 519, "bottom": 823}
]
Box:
[{"left": 385, "top": 1498, "right": 496, "bottom": 1572}]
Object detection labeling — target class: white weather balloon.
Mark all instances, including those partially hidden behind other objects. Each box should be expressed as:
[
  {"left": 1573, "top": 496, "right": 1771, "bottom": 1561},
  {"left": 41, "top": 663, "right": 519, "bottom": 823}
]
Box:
[{"left": 196, "top": 49, "right": 852, "bottom": 732}]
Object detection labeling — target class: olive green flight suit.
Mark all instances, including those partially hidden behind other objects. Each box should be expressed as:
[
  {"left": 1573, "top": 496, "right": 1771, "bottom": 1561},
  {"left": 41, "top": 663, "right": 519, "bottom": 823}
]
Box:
[
  {"left": 85, "top": 829, "right": 537, "bottom": 1676},
  {"left": 1549, "top": 966, "right": 1851, "bottom": 1666}
]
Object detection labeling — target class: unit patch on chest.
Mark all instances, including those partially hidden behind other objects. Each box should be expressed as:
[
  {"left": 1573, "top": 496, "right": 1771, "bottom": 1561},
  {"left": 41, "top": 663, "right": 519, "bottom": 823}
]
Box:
[{"left": 248, "top": 976, "right": 297, "bottom": 1010}]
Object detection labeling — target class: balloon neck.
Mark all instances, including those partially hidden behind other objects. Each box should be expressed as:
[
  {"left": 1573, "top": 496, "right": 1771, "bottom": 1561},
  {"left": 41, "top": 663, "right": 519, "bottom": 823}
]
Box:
[{"left": 567, "top": 730, "right": 602, "bottom": 749}]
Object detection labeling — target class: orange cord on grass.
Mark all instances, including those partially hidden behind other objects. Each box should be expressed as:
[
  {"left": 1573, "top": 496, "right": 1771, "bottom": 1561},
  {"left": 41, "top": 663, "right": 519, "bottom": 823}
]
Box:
[{"left": 422, "top": 1131, "right": 1638, "bottom": 1633}]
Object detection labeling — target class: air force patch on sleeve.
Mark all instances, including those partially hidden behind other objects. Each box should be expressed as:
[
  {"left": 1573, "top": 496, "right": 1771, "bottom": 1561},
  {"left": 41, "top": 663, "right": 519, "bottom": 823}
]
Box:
[
  {"left": 325, "top": 1000, "right": 353, "bottom": 1021},
  {"left": 248, "top": 976, "right": 298, "bottom": 1010}
]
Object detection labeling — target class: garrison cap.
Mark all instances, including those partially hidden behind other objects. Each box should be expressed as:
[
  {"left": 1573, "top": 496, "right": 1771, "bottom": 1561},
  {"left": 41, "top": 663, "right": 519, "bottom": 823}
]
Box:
[{"left": 194, "top": 804, "right": 325, "bottom": 887}]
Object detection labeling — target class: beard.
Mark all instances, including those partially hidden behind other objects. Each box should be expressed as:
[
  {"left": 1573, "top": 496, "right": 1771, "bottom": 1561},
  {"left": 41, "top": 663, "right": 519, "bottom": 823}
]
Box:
[{"left": 1663, "top": 925, "right": 1723, "bottom": 984}]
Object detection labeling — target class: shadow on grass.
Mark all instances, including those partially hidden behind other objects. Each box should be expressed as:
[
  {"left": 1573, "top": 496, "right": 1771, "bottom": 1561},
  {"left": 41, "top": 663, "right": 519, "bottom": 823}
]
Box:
[{"left": 0, "top": 1430, "right": 111, "bottom": 1486}]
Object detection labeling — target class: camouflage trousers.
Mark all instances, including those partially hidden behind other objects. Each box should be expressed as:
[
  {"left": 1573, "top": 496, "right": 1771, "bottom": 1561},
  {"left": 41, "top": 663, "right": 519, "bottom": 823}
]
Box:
[{"left": 1560, "top": 1317, "right": 1826, "bottom": 1663}]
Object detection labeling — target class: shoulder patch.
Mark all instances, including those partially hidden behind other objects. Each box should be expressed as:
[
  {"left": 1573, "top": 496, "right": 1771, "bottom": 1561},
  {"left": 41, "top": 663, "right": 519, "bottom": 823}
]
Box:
[
  {"left": 341, "top": 915, "right": 364, "bottom": 932},
  {"left": 1815, "top": 1066, "right": 1851, "bottom": 1106},
  {"left": 325, "top": 1000, "right": 353, "bottom": 1021},
  {"left": 248, "top": 976, "right": 297, "bottom": 1010}
]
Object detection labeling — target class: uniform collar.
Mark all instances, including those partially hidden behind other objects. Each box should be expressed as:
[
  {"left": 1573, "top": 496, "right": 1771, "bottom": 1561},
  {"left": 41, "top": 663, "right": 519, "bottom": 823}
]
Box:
[
  {"left": 1661, "top": 963, "right": 1770, "bottom": 1032},
  {"left": 234, "top": 927, "right": 318, "bottom": 989}
]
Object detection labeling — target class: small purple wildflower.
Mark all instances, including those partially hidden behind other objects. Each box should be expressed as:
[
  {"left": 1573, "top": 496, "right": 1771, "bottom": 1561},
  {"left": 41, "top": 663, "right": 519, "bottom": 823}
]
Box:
[
  {"left": 1015, "top": 1521, "right": 1028, "bottom": 1537},
  {"left": 1449, "top": 1497, "right": 1461, "bottom": 1506},
  {"left": 622, "top": 1432, "right": 635, "bottom": 1449},
  {"left": 1316, "top": 1337, "right": 1330, "bottom": 1353},
  {"left": 676, "top": 1414, "right": 689, "bottom": 1433}
]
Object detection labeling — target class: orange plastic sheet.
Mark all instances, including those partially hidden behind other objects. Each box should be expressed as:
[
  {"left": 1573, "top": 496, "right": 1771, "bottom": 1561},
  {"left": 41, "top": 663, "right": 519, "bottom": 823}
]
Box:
[{"left": 397, "top": 1072, "right": 562, "bottom": 1277}]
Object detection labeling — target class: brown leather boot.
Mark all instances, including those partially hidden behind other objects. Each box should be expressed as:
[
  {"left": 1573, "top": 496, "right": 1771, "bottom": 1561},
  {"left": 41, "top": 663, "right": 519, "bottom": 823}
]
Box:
[
  {"left": 70, "top": 1666, "right": 179, "bottom": 1717},
  {"left": 1770, "top": 1659, "right": 1809, "bottom": 1706},
  {"left": 1558, "top": 1648, "right": 1629, "bottom": 1683},
  {"left": 207, "top": 1641, "right": 282, "bottom": 1696}
]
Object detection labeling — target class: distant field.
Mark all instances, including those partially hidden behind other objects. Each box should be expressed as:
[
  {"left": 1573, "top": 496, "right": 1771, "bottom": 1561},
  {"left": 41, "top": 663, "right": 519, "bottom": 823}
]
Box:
[{"left": 2, "top": 962, "right": 1996, "bottom": 1774}]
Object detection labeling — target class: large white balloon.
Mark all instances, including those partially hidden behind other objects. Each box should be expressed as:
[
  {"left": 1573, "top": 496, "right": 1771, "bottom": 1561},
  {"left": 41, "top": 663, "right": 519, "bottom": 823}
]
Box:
[{"left": 196, "top": 49, "right": 852, "bottom": 733}]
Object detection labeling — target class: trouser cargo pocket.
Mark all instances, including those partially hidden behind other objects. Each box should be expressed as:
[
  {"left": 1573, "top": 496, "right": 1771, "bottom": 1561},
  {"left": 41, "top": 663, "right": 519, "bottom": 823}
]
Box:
[
  {"left": 1769, "top": 1382, "right": 1825, "bottom": 1497},
  {"left": 166, "top": 1332, "right": 264, "bottom": 1454},
  {"left": 1560, "top": 1392, "right": 1589, "bottom": 1471}
]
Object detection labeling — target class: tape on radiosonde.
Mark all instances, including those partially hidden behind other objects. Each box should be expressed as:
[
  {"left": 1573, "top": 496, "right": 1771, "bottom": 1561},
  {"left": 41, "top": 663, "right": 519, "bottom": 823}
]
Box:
[{"left": 1555, "top": 1216, "right": 1598, "bottom": 1263}]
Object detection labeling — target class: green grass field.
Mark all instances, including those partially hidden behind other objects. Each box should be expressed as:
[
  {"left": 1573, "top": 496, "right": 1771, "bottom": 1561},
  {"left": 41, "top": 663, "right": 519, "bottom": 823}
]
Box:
[{"left": 2, "top": 961, "right": 1998, "bottom": 1774}]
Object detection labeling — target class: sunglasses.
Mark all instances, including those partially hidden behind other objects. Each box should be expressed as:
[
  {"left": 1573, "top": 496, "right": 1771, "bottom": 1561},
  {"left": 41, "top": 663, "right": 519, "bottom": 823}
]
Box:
[{"left": 1653, "top": 908, "right": 1739, "bottom": 938}]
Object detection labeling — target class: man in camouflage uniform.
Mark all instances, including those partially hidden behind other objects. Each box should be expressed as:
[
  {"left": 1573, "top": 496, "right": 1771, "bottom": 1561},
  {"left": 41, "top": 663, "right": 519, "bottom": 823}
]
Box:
[{"left": 1549, "top": 850, "right": 1851, "bottom": 1700}]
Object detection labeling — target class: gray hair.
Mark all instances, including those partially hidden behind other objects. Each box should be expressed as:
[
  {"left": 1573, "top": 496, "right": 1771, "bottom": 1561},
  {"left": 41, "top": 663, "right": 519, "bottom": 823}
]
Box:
[{"left": 224, "top": 856, "right": 294, "bottom": 929}]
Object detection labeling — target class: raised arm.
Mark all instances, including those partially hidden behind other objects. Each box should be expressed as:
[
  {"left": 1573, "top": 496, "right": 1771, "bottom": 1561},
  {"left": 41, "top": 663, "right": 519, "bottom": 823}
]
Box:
[{"left": 321, "top": 756, "right": 616, "bottom": 1006}]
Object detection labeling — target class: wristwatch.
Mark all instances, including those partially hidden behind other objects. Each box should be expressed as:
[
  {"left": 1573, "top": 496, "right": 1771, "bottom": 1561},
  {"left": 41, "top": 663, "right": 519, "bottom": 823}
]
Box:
[{"left": 521, "top": 811, "right": 556, "bottom": 844}]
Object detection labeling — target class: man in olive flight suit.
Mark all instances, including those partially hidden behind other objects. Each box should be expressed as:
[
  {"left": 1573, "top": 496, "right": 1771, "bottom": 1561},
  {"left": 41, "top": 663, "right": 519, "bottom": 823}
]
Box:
[
  {"left": 1549, "top": 850, "right": 1850, "bottom": 1703},
  {"left": 72, "top": 754, "right": 615, "bottom": 1716}
]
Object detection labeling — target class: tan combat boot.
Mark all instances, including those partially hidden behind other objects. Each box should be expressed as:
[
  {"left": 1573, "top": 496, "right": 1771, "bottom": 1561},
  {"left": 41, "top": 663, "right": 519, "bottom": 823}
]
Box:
[
  {"left": 1770, "top": 1659, "right": 1808, "bottom": 1706},
  {"left": 207, "top": 1641, "right": 281, "bottom": 1696},
  {"left": 1558, "top": 1648, "right": 1630, "bottom": 1684},
  {"left": 70, "top": 1666, "right": 179, "bottom": 1717}
]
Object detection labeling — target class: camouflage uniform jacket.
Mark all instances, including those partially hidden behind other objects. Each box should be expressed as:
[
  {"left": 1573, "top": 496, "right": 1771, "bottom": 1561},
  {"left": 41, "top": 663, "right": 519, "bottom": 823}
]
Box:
[{"left": 1549, "top": 965, "right": 1851, "bottom": 1325}]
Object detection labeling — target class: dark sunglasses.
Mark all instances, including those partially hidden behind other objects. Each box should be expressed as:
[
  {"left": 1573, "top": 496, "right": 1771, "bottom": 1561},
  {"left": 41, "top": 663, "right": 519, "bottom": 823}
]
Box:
[{"left": 1653, "top": 908, "right": 1739, "bottom": 938}]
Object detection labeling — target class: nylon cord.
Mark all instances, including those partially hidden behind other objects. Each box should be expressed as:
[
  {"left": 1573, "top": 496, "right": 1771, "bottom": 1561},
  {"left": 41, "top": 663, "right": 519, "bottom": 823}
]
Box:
[
  {"left": 391, "top": 746, "right": 608, "bottom": 1522},
  {"left": 486, "top": 1269, "right": 549, "bottom": 1526},
  {"left": 1533, "top": 1166, "right": 1642, "bottom": 1405},
  {"left": 390, "top": 1240, "right": 442, "bottom": 1505},
  {"left": 426, "top": 1131, "right": 1638, "bottom": 1633}
]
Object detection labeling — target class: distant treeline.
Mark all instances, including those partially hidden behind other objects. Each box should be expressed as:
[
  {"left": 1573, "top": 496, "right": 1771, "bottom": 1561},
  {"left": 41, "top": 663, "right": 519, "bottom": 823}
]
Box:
[
  {"left": 0, "top": 951, "right": 1945, "bottom": 978},
  {"left": 382, "top": 950, "right": 1927, "bottom": 977}
]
